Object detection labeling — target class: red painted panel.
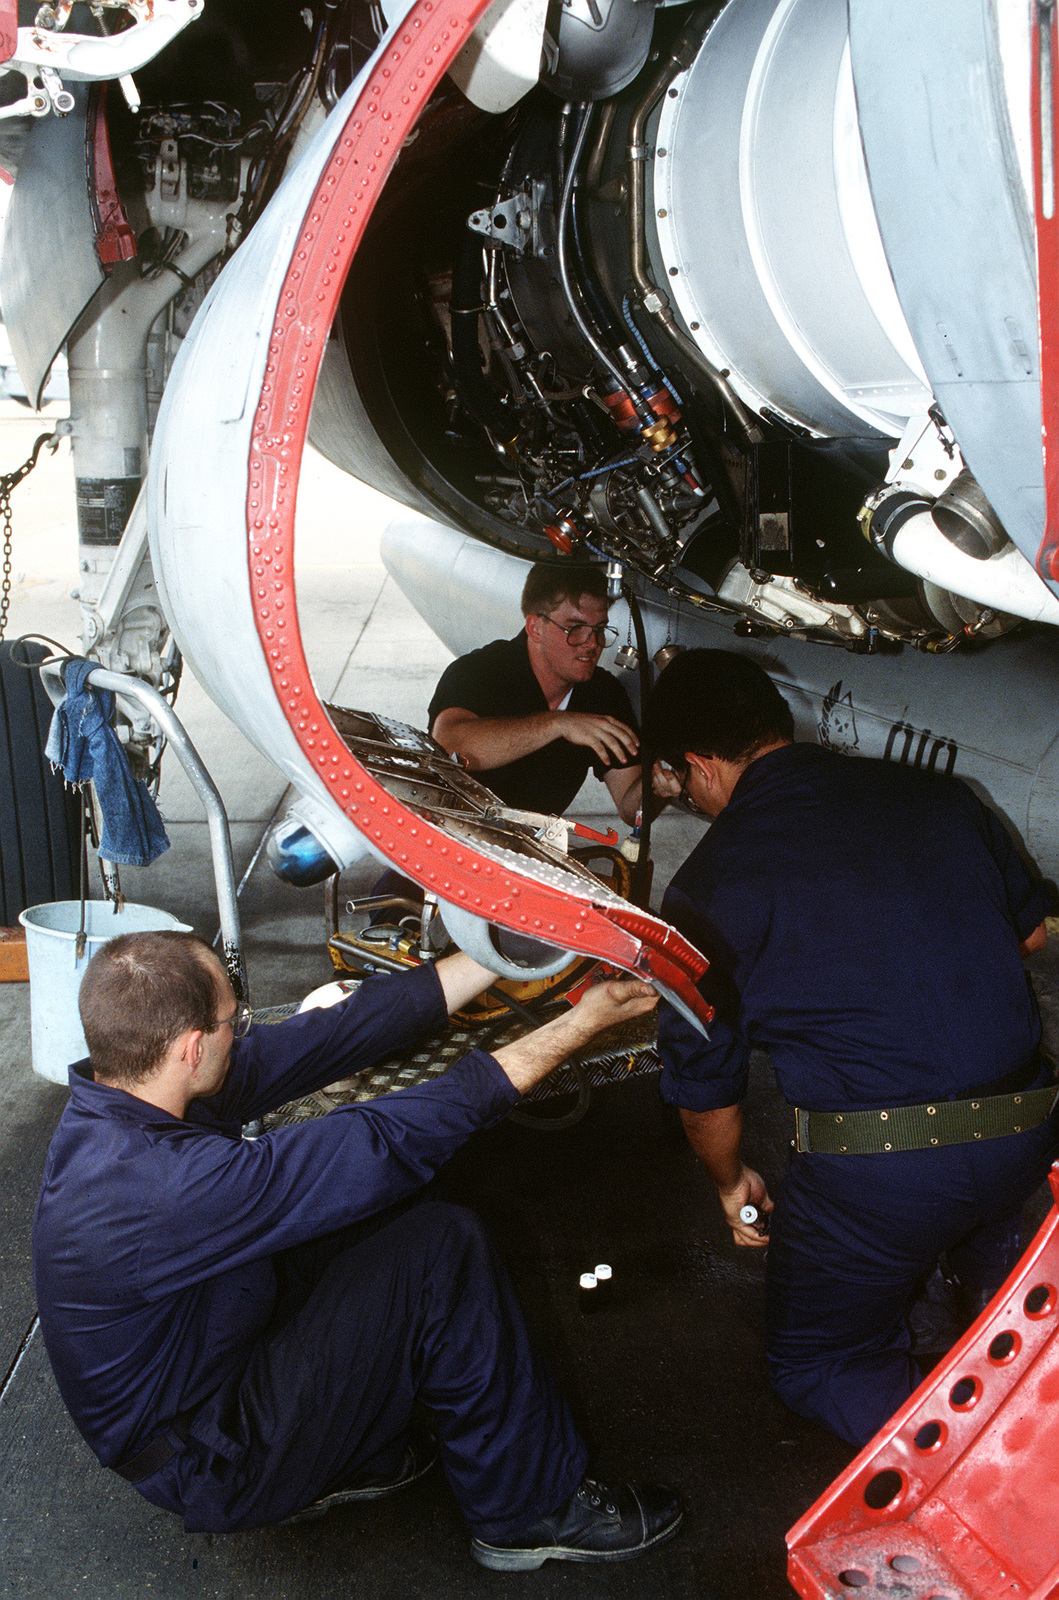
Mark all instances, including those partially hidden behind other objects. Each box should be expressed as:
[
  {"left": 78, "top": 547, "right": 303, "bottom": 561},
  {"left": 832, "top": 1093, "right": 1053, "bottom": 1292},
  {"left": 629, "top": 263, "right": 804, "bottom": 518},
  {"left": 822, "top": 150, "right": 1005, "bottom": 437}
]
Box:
[
  {"left": 1034, "top": 7, "right": 1059, "bottom": 582},
  {"left": 788, "top": 1166, "right": 1059, "bottom": 1598},
  {"left": 0, "top": 0, "right": 15, "bottom": 65},
  {"left": 88, "top": 84, "right": 137, "bottom": 267}
]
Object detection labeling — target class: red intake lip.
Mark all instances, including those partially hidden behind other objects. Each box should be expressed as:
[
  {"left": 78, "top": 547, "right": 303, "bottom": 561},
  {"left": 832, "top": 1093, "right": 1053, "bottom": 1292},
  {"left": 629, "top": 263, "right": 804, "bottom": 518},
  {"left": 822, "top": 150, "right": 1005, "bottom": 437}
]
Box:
[{"left": 241, "top": 0, "right": 714, "bottom": 1029}]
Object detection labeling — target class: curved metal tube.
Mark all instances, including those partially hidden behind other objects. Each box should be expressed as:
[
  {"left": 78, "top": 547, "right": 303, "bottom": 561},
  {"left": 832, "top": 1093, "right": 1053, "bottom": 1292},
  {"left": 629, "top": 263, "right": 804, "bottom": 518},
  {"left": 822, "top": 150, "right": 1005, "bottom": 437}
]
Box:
[
  {"left": 439, "top": 898, "right": 574, "bottom": 981},
  {"left": 42, "top": 660, "right": 247, "bottom": 1001},
  {"left": 556, "top": 103, "right": 654, "bottom": 422}
]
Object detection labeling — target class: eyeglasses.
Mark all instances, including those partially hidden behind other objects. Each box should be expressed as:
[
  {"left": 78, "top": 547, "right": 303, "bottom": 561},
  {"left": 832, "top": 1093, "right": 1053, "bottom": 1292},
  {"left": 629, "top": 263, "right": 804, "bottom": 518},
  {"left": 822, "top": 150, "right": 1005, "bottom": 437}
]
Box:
[
  {"left": 536, "top": 613, "right": 618, "bottom": 648},
  {"left": 677, "top": 765, "right": 708, "bottom": 817},
  {"left": 214, "top": 1001, "right": 253, "bottom": 1039}
]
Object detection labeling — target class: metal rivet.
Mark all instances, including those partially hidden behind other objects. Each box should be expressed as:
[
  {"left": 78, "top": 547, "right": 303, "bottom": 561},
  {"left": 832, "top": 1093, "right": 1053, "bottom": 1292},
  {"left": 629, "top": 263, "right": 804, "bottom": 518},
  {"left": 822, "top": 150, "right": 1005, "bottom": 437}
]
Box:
[
  {"left": 880, "top": 1111, "right": 889, "bottom": 1121},
  {"left": 974, "top": 1132, "right": 982, "bottom": 1139},
  {"left": 884, "top": 1143, "right": 892, "bottom": 1151},
  {"left": 927, "top": 1106, "right": 936, "bottom": 1115},
  {"left": 971, "top": 1101, "right": 980, "bottom": 1110},
  {"left": 835, "top": 1115, "right": 844, "bottom": 1124}
]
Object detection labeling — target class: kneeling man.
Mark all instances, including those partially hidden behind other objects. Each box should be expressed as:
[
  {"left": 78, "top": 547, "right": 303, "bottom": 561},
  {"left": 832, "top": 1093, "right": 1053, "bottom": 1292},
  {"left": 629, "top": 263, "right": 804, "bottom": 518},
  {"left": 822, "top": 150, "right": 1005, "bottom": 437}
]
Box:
[
  {"left": 33, "top": 931, "right": 680, "bottom": 1570},
  {"left": 429, "top": 562, "right": 642, "bottom": 823},
  {"left": 647, "top": 648, "right": 1057, "bottom": 1447}
]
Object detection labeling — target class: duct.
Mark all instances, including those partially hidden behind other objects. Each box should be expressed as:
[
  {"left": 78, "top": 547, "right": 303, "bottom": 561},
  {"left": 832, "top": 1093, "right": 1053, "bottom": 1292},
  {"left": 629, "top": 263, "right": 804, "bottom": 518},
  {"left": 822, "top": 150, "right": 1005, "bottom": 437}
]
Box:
[{"left": 888, "top": 512, "right": 1059, "bottom": 627}]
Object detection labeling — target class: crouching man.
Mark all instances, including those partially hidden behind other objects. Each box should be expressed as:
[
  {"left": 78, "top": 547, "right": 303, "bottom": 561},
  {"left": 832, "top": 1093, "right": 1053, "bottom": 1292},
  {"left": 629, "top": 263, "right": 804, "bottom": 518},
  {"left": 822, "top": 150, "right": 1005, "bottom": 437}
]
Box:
[{"left": 33, "top": 931, "right": 681, "bottom": 1570}]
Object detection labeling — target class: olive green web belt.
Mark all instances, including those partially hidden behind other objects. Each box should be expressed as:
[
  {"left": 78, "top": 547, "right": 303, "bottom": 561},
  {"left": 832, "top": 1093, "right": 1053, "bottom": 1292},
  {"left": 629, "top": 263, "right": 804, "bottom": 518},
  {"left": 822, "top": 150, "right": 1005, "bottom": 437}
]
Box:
[{"left": 794, "top": 1084, "right": 1059, "bottom": 1155}]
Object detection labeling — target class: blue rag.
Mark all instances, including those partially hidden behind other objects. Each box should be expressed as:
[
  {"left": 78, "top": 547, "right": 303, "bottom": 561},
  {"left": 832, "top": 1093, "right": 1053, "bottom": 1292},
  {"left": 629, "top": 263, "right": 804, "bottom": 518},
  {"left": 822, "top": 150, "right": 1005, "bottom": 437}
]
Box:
[{"left": 45, "top": 658, "right": 170, "bottom": 867}]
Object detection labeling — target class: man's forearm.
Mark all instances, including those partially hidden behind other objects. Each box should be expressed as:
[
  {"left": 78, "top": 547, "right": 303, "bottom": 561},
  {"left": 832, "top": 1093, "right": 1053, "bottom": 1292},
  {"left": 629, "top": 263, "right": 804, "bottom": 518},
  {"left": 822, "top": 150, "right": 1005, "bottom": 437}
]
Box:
[
  {"left": 680, "top": 1103, "right": 773, "bottom": 1247},
  {"left": 679, "top": 1104, "right": 745, "bottom": 1191},
  {"left": 607, "top": 769, "right": 641, "bottom": 826},
  {"left": 432, "top": 710, "right": 560, "bottom": 772},
  {"left": 491, "top": 1008, "right": 600, "bottom": 1095},
  {"left": 433, "top": 952, "right": 499, "bottom": 1014},
  {"left": 491, "top": 980, "right": 657, "bottom": 1095}
]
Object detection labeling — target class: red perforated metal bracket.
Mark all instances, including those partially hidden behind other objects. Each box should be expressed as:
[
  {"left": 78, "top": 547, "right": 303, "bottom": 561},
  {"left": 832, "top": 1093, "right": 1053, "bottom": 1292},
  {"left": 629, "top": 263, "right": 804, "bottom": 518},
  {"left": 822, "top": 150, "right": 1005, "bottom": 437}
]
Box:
[
  {"left": 787, "top": 1164, "right": 1059, "bottom": 1599},
  {"left": 1034, "top": 2, "right": 1059, "bottom": 584},
  {"left": 88, "top": 84, "right": 137, "bottom": 267},
  {"left": 0, "top": 0, "right": 15, "bottom": 65},
  {"left": 244, "top": 0, "right": 713, "bottom": 1026}
]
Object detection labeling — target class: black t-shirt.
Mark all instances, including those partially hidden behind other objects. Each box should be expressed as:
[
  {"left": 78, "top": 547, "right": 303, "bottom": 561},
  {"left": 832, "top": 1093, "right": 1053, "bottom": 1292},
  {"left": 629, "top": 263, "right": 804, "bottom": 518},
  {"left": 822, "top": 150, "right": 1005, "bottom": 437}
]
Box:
[{"left": 427, "top": 632, "right": 638, "bottom": 814}]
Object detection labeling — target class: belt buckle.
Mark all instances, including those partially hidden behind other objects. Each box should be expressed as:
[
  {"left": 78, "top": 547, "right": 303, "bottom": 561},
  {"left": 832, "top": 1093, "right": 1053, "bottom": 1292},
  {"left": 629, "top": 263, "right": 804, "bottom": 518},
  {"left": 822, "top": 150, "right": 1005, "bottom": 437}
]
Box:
[{"left": 794, "top": 1106, "right": 812, "bottom": 1153}]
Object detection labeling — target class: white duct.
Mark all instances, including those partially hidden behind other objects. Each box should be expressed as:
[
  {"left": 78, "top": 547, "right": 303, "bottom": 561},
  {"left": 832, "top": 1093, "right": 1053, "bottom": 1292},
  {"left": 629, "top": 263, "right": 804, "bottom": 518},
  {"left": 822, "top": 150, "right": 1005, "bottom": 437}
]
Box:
[{"left": 889, "top": 515, "right": 1059, "bottom": 628}]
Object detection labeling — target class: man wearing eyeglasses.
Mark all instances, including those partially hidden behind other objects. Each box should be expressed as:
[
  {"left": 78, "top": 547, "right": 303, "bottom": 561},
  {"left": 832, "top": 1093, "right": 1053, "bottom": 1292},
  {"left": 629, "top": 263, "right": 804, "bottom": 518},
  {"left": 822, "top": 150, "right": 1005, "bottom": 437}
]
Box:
[
  {"left": 33, "top": 930, "right": 682, "bottom": 1569},
  {"left": 428, "top": 563, "right": 643, "bottom": 823}
]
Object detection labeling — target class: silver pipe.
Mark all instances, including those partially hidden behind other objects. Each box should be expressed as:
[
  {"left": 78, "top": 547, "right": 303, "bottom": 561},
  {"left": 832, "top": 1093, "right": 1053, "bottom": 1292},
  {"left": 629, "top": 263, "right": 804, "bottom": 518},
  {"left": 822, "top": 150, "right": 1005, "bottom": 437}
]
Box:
[
  {"left": 556, "top": 104, "right": 655, "bottom": 425},
  {"left": 42, "top": 660, "right": 247, "bottom": 1002},
  {"left": 585, "top": 99, "right": 617, "bottom": 193}
]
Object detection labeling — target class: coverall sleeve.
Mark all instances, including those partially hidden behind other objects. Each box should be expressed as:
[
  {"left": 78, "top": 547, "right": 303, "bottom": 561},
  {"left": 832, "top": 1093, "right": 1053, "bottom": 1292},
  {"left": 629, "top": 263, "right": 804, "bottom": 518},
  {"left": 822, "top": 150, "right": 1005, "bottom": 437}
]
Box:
[
  {"left": 137, "top": 1047, "right": 521, "bottom": 1295},
  {"left": 970, "top": 792, "right": 1052, "bottom": 939},
  {"left": 428, "top": 650, "right": 497, "bottom": 725},
  {"left": 200, "top": 963, "right": 448, "bottom": 1127},
  {"left": 656, "top": 881, "right": 750, "bottom": 1112}
]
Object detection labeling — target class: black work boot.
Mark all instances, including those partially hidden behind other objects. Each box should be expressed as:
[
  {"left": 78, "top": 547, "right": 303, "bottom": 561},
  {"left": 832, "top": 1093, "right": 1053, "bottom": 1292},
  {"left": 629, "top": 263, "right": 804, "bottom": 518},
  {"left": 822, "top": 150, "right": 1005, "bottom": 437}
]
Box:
[{"left": 469, "top": 1476, "right": 683, "bottom": 1571}]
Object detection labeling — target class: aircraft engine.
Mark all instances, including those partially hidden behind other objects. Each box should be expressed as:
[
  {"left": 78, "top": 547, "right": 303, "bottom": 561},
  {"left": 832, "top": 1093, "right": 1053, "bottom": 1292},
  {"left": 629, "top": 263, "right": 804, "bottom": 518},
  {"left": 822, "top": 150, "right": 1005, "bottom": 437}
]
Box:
[
  {"left": 309, "top": 0, "right": 1059, "bottom": 652},
  {"left": 3, "top": 0, "right": 1059, "bottom": 946}
]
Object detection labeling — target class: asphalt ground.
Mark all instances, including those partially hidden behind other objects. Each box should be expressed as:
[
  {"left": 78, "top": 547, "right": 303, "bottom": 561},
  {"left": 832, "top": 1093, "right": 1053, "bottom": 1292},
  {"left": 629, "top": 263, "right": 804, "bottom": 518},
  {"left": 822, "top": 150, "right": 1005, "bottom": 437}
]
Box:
[{"left": 1, "top": 402, "right": 1057, "bottom": 1598}]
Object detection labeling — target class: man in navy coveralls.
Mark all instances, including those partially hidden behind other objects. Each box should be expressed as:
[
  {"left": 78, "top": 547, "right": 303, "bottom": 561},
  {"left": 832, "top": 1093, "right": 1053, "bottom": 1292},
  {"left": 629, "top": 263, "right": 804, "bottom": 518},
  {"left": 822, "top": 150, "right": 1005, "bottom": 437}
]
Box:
[
  {"left": 33, "top": 930, "right": 681, "bottom": 1571},
  {"left": 646, "top": 649, "right": 1058, "bottom": 1447},
  {"left": 429, "top": 563, "right": 643, "bottom": 822}
]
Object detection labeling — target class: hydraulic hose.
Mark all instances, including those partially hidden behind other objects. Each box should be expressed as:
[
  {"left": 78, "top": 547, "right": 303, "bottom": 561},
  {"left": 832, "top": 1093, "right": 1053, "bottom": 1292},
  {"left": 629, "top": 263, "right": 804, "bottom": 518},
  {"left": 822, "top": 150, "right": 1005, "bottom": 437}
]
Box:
[{"left": 623, "top": 580, "right": 654, "bottom": 907}]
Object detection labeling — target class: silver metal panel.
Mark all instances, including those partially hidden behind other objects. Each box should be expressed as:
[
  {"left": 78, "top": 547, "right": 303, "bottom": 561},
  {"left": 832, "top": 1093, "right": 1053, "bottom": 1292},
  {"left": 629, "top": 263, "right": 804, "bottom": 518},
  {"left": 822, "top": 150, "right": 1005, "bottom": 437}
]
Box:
[
  {"left": 147, "top": 75, "right": 381, "bottom": 870},
  {"left": 0, "top": 84, "right": 104, "bottom": 409},
  {"left": 654, "top": 0, "right": 927, "bottom": 438},
  {"left": 849, "top": 0, "right": 1047, "bottom": 586},
  {"left": 308, "top": 335, "right": 441, "bottom": 519}
]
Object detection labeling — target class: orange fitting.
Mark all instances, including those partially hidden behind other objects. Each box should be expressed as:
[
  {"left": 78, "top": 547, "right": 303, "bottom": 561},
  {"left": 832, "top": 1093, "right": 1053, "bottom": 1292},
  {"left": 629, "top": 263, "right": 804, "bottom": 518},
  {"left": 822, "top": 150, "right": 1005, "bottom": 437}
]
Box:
[
  {"left": 602, "top": 388, "right": 641, "bottom": 431},
  {"left": 544, "top": 518, "right": 582, "bottom": 555}
]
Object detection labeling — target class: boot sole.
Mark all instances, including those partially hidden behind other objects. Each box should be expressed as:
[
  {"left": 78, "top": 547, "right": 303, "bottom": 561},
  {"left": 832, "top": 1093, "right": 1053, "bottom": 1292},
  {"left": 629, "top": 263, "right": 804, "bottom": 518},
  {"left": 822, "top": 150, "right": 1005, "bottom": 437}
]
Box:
[{"left": 470, "top": 1509, "right": 683, "bottom": 1571}]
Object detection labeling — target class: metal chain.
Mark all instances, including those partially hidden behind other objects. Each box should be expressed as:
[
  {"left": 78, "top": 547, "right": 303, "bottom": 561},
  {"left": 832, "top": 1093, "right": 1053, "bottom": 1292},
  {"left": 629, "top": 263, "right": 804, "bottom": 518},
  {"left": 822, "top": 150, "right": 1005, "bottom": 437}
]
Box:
[{"left": 0, "top": 431, "right": 60, "bottom": 642}]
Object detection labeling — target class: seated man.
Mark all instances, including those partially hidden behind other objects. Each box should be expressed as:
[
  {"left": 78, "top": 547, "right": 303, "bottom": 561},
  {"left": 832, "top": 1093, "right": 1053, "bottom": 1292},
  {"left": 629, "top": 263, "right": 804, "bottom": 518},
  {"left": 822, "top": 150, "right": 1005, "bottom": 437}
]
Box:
[
  {"left": 429, "top": 562, "right": 642, "bottom": 823},
  {"left": 33, "top": 931, "right": 681, "bottom": 1571},
  {"left": 646, "top": 648, "right": 1058, "bottom": 1448}
]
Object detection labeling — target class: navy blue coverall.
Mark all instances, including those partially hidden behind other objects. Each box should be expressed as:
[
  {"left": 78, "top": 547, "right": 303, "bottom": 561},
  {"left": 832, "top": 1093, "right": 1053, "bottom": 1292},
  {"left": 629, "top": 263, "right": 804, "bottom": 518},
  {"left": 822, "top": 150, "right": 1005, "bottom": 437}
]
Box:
[
  {"left": 33, "top": 963, "right": 586, "bottom": 1534},
  {"left": 657, "top": 743, "right": 1058, "bottom": 1447}
]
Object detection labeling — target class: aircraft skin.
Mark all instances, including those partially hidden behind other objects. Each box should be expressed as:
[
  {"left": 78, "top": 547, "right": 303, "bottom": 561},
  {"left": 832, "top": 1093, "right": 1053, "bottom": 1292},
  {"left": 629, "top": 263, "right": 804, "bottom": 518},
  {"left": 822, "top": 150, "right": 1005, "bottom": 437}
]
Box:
[{"left": 3, "top": 0, "right": 1059, "bottom": 984}]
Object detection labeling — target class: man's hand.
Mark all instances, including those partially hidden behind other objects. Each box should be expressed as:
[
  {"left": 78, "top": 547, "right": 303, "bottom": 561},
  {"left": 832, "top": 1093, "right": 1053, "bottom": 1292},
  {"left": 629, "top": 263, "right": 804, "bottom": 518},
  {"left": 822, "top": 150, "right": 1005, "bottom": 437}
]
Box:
[
  {"left": 491, "top": 978, "right": 658, "bottom": 1095},
  {"left": 565, "top": 976, "right": 658, "bottom": 1039},
  {"left": 557, "top": 712, "right": 639, "bottom": 767},
  {"left": 651, "top": 760, "right": 685, "bottom": 804},
  {"left": 678, "top": 1105, "right": 773, "bottom": 1248},
  {"left": 717, "top": 1165, "right": 773, "bottom": 1249}
]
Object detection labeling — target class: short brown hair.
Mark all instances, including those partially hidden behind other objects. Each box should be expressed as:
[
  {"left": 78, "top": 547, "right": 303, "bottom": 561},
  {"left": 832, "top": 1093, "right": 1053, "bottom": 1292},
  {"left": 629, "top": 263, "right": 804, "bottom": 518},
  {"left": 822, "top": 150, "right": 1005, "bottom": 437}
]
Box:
[
  {"left": 78, "top": 931, "right": 221, "bottom": 1086},
  {"left": 520, "top": 562, "right": 609, "bottom": 617}
]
